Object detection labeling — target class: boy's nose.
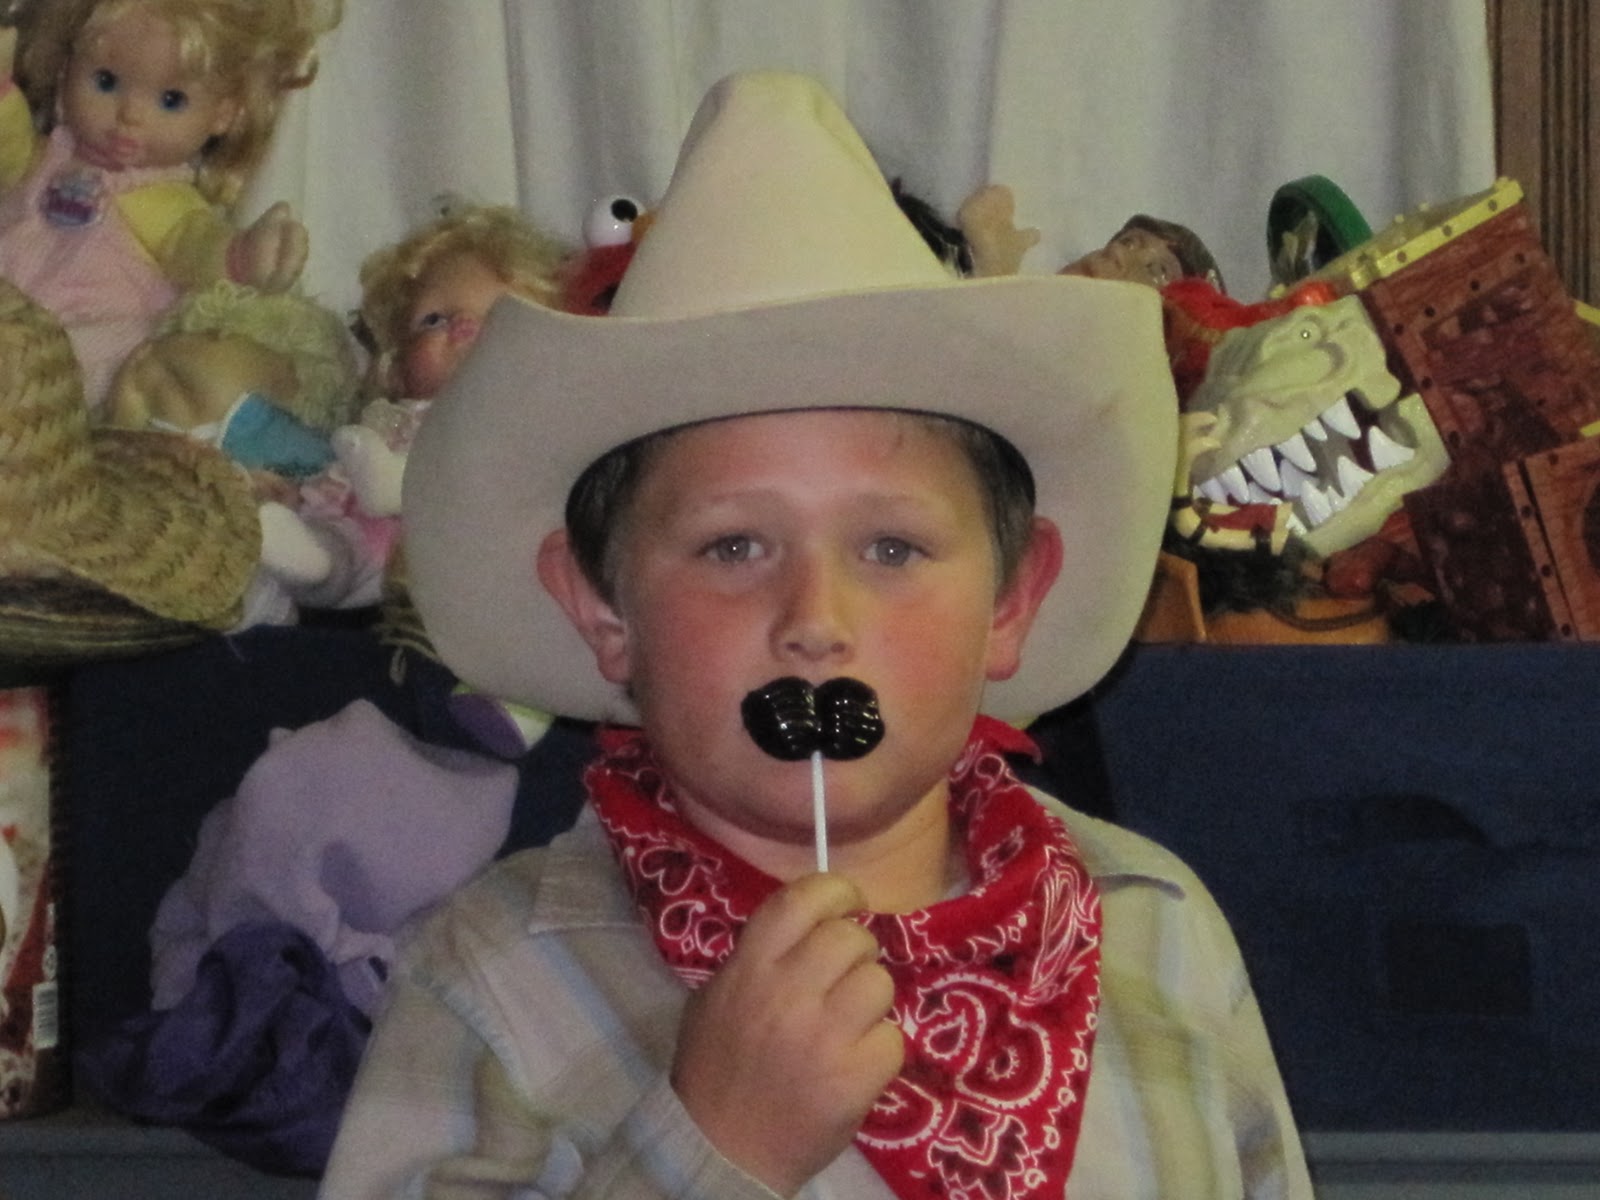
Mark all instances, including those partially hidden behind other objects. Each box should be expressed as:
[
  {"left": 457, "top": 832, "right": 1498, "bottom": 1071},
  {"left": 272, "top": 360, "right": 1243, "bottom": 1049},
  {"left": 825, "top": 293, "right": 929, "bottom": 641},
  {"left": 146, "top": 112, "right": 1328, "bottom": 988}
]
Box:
[{"left": 774, "top": 554, "right": 853, "bottom": 662}]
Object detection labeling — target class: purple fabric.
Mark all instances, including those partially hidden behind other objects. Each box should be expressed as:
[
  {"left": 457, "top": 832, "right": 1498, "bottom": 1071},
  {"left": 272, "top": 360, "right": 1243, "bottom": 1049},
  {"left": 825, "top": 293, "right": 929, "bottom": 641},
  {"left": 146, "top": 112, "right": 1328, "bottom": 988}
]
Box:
[
  {"left": 79, "top": 921, "right": 369, "bottom": 1177},
  {"left": 150, "top": 698, "right": 516, "bottom": 1016}
]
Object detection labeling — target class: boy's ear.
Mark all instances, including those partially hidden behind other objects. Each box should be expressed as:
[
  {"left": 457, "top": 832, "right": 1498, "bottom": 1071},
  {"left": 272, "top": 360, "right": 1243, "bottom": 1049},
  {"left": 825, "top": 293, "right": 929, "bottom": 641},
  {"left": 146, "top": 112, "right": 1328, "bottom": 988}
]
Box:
[
  {"left": 535, "top": 529, "right": 632, "bottom": 685},
  {"left": 985, "top": 516, "right": 1063, "bottom": 683}
]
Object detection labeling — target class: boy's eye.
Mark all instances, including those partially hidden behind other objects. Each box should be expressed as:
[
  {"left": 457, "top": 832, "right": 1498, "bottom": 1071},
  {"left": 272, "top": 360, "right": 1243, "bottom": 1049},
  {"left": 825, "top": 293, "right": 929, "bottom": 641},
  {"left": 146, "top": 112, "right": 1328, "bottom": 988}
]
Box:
[
  {"left": 865, "top": 536, "right": 919, "bottom": 567},
  {"left": 704, "top": 534, "right": 760, "bottom": 564},
  {"left": 92, "top": 69, "right": 117, "bottom": 93},
  {"left": 159, "top": 89, "right": 190, "bottom": 113}
]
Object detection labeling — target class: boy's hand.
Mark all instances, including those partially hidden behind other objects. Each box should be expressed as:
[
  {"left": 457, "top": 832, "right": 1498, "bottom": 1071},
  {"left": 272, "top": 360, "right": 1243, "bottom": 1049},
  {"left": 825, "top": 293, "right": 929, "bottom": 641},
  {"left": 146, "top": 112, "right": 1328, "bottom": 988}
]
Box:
[{"left": 671, "top": 873, "right": 903, "bottom": 1195}]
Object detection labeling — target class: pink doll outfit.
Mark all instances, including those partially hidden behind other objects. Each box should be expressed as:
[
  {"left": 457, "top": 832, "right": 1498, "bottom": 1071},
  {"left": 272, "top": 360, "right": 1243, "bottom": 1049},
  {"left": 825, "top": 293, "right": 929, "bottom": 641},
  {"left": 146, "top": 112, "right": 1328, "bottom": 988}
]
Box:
[{"left": 0, "top": 124, "right": 186, "bottom": 408}]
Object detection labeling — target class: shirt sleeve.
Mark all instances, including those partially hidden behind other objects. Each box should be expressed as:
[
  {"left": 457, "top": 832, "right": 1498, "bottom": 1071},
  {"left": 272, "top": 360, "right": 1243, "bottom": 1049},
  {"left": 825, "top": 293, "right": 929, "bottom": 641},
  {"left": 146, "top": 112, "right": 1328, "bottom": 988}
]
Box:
[
  {"left": 0, "top": 79, "right": 38, "bottom": 190},
  {"left": 117, "top": 181, "right": 233, "bottom": 286},
  {"left": 320, "top": 895, "right": 785, "bottom": 1199},
  {"left": 1216, "top": 938, "right": 1317, "bottom": 1200}
]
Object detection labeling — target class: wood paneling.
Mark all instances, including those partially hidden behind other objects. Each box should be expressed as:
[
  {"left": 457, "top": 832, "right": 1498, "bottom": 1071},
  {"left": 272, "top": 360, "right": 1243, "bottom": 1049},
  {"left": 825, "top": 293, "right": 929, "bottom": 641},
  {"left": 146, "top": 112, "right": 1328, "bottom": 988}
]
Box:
[{"left": 1488, "top": 0, "right": 1600, "bottom": 303}]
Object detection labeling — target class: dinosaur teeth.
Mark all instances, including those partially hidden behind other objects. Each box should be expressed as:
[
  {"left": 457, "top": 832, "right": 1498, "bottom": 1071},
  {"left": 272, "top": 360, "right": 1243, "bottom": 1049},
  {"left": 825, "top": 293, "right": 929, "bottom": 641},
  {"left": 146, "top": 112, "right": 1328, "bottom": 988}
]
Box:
[
  {"left": 1299, "top": 479, "right": 1334, "bottom": 526},
  {"left": 1302, "top": 417, "right": 1329, "bottom": 442},
  {"left": 1240, "top": 446, "right": 1281, "bottom": 491},
  {"left": 1275, "top": 431, "right": 1317, "bottom": 473},
  {"left": 1367, "top": 424, "right": 1415, "bottom": 470},
  {"left": 1335, "top": 455, "right": 1374, "bottom": 500},
  {"left": 1199, "top": 478, "right": 1230, "bottom": 504},
  {"left": 1218, "top": 464, "right": 1250, "bottom": 503},
  {"left": 1322, "top": 395, "right": 1362, "bottom": 439},
  {"left": 1278, "top": 459, "right": 1309, "bottom": 499}
]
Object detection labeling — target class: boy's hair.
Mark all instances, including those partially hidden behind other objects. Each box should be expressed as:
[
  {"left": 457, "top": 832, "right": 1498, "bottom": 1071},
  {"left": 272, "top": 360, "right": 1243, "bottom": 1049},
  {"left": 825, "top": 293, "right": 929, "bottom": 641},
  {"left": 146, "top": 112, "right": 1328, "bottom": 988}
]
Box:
[
  {"left": 19, "top": 0, "right": 342, "bottom": 207},
  {"left": 357, "top": 204, "right": 569, "bottom": 395},
  {"left": 565, "top": 412, "right": 1037, "bottom": 604}
]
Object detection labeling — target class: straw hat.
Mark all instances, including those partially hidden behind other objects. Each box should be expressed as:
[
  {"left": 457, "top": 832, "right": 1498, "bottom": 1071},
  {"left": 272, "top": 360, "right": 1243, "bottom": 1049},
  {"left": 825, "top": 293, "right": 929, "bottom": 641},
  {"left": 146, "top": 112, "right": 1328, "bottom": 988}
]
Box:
[
  {"left": 0, "top": 278, "right": 260, "bottom": 654},
  {"left": 405, "top": 70, "right": 1178, "bottom": 725}
]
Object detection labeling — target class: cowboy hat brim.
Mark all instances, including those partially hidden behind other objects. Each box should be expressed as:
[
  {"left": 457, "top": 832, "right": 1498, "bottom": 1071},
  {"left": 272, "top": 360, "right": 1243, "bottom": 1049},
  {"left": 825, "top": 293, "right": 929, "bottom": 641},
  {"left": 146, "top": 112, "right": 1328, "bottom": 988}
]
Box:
[{"left": 404, "top": 274, "right": 1177, "bottom": 726}]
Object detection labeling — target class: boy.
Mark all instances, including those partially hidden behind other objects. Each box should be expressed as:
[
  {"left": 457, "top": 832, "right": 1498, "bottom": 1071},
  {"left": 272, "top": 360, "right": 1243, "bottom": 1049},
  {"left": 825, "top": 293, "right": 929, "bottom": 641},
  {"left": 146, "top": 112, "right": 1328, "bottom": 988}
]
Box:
[{"left": 321, "top": 71, "right": 1312, "bottom": 1199}]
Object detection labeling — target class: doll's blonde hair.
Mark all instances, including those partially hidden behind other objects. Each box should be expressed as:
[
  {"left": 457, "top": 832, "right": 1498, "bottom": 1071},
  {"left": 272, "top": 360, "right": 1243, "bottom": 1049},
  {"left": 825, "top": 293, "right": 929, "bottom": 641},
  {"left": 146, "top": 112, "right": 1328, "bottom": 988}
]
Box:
[
  {"left": 16, "top": 0, "right": 342, "bottom": 207},
  {"left": 358, "top": 204, "right": 570, "bottom": 397}
]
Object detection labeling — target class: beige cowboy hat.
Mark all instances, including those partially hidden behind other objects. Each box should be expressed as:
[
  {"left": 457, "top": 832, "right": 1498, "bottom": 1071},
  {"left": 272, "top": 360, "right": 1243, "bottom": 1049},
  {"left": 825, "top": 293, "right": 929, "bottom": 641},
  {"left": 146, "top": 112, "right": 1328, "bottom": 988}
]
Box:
[
  {"left": 404, "top": 70, "right": 1179, "bottom": 725},
  {"left": 0, "top": 278, "right": 260, "bottom": 657}
]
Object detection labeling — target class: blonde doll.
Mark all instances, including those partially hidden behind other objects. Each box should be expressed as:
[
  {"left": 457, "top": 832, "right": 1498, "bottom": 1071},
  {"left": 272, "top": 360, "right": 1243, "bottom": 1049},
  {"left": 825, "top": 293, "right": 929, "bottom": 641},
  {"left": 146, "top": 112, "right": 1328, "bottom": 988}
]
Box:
[
  {"left": 0, "top": 0, "right": 341, "bottom": 407},
  {"left": 356, "top": 201, "right": 570, "bottom": 399},
  {"left": 253, "top": 205, "right": 569, "bottom": 632}
]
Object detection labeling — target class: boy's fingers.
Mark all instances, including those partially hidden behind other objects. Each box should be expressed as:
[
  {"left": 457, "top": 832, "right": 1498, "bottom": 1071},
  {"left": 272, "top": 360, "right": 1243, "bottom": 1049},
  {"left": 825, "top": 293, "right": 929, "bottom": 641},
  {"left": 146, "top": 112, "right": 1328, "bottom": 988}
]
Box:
[
  {"left": 782, "top": 911, "right": 879, "bottom": 980},
  {"left": 739, "top": 873, "right": 865, "bottom": 964},
  {"left": 827, "top": 958, "right": 898, "bottom": 1036}
]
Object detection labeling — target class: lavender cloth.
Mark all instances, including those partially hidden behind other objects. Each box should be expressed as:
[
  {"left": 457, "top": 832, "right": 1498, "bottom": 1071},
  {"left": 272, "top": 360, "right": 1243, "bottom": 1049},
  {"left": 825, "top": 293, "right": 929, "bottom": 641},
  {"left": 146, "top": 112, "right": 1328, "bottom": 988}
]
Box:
[
  {"left": 149, "top": 698, "right": 517, "bottom": 1016},
  {"left": 80, "top": 921, "right": 368, "bottom": 1177}
]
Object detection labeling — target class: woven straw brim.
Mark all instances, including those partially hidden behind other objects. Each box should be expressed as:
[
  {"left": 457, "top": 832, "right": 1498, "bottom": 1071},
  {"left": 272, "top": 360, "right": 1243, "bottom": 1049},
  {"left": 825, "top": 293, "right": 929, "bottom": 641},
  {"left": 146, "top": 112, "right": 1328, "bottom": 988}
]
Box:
[
  {"left": 0, "top": 577, "right": 216, "bottom": 665},
  {"left": 0, "top": 281, "right": 259, "bottom": 627}
]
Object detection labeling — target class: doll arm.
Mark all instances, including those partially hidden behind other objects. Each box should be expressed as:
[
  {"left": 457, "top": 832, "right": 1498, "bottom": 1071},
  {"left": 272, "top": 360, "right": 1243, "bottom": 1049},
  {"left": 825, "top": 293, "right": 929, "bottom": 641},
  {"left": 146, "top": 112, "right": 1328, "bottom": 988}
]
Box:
[
  {"left": 0, "top": 68, "right": 36, "bottom": 190},
  {"left": 129, "top": 192, "right": 307, "bottom": 293},
  {"left": 957, "top": 183, "right": 1040, "bottom": 278},
  {"left": 225, "top": 202, "right": 309, "bottom": 293}
]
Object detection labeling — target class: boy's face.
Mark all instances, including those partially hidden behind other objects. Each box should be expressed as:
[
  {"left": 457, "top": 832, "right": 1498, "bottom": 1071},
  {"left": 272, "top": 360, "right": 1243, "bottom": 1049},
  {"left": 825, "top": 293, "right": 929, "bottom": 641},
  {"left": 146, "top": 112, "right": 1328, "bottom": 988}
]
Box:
[{"left": 549, "top": 409, "right": 1054, "bottom": 864}]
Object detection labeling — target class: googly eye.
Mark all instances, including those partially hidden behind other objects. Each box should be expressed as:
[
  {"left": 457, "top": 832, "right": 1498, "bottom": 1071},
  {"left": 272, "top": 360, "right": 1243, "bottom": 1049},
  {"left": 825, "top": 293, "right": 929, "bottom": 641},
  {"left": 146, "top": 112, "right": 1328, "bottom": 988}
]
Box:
[{"left": 584, "top": 195, "right": 644, "bottom": 248}]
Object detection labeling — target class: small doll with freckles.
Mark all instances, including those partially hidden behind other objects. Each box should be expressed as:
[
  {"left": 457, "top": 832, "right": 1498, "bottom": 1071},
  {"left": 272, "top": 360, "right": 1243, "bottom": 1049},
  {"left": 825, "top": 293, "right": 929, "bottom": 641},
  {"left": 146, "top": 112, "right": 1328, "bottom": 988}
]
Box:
[{"left": 0, "top": 0, "right": 341, "bottom": 407}]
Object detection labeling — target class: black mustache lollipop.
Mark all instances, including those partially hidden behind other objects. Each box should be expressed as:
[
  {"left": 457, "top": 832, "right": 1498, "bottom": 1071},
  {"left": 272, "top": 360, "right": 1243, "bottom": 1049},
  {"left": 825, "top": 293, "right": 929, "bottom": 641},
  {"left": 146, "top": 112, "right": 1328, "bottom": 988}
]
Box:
[{"left": 741, "top": 676, "right": 885, "bottom": 869}]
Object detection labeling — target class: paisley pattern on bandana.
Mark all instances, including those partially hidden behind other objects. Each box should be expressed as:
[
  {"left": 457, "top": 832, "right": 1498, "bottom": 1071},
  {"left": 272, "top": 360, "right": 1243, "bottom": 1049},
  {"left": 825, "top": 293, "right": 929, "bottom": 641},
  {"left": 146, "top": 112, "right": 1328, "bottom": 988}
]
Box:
[{"left": 586, "top": 716, "right": 1102, "bottom": 1200}]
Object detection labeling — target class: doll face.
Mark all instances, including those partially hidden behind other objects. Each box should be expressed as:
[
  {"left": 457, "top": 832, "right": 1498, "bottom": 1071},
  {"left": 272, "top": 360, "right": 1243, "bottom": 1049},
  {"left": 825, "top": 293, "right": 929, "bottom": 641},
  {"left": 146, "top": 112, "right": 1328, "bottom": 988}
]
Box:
[
  {"left": 398, "top": 253, "right": 512, "bottom": 398},
  {"left": 1061, "top": 227, "right": 1183, "bottom": 289},
  {"left": 61, "top": 8, "right": 238, "bottom": 172}
]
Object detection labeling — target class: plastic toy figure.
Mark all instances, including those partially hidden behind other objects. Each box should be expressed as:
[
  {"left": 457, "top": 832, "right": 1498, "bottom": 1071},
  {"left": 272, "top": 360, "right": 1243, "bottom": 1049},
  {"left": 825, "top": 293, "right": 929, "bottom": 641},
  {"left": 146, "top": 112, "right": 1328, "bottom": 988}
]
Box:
[
  {"left": 1060, "top": 213, "right": 1225, "bottom": 292},
  {"left": 0, "top": 0, "right": 341, "bottom": 406}
]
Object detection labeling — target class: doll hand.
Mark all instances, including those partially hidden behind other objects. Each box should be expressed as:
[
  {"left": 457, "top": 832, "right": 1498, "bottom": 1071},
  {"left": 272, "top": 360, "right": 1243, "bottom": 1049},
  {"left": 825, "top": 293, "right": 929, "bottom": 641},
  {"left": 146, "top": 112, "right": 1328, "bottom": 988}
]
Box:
[
  {"left": 228, "top": 202, "right": 308, "bottom": 293},
  {"left": 958, "top": 183, "right": 1041, "bottom": 278},
  {"left": 257, "top": 500, "right": 334, "bottom": 586},
  {"left": 671, "top": 874, "right": 903, "bottom": 1194},
  {"left": 329, "top": 424, "right": 407, "bottom": 516}
]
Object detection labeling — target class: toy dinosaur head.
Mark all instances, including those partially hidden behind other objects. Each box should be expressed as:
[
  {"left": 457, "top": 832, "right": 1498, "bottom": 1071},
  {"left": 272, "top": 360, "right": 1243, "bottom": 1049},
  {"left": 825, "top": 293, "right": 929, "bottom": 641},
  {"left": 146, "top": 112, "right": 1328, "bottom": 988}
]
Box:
[{"left": 1183, "top": 295, "right": 1448, "bottom": 555}]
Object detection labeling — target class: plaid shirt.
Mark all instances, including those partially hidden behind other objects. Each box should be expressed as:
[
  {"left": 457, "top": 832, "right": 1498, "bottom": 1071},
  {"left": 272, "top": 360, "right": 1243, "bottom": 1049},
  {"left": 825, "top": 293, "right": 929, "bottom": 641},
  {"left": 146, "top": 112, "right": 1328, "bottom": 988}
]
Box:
[{"left": 320, "top": 797, "right": 1313, "bottom": 1200}]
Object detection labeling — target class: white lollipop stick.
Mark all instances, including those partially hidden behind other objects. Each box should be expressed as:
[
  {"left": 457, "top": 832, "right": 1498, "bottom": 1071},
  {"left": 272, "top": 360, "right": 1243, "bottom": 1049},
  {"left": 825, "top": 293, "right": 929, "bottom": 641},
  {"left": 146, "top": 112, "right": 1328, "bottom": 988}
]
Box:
[{"left": 811, "top": 749, "right": 828, "bottom": 872}]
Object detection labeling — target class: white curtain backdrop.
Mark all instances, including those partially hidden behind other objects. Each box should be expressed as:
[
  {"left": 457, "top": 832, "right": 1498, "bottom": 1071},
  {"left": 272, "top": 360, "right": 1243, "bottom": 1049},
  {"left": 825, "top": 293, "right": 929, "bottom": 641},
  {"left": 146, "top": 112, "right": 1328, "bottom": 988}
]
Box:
[{"left": 246, "top": 0, "right": 1496, "bottom": 318}]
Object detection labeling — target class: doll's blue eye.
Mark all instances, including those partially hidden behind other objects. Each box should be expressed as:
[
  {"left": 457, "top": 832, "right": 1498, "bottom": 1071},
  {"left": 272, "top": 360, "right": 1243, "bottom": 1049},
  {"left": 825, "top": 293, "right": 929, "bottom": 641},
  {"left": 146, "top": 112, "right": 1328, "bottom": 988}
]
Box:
[
  {"left": 159, "top": 89, "right": 189, "bottom": 112},
  {"left": 92, "top": 69, "right": 117, "bottom": 94},
  {"left": 415, "top": 311, "right": 449, "bottom": 332}
]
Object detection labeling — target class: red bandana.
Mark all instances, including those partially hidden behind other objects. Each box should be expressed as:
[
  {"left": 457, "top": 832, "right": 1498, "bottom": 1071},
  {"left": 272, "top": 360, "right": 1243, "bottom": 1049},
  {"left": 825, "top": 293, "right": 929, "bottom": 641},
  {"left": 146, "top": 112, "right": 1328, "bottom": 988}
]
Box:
[{"left": 586, "top": 717, "right": 1102, "bottom": 1200}]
